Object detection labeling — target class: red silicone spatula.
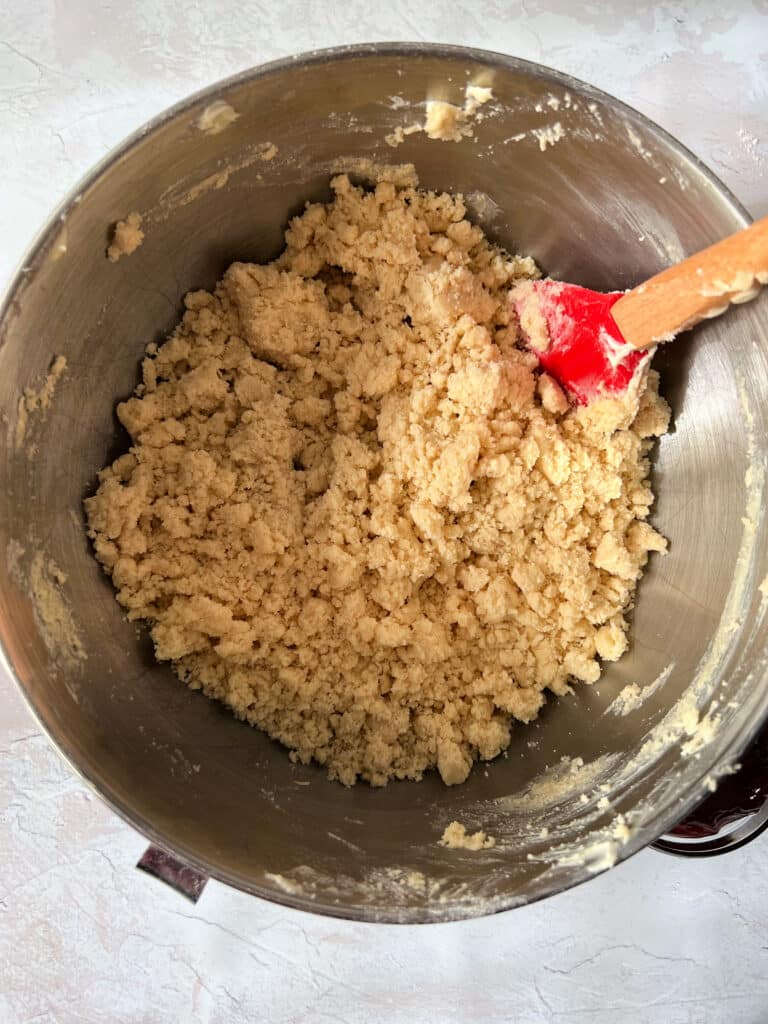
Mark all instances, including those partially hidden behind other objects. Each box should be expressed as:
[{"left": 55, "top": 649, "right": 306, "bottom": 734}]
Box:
[{"left": 511, "top": 216, "right": 768, "bottom": 405}]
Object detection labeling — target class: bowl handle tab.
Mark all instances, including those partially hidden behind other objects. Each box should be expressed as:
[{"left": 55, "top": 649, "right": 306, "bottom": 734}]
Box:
[{"left": 137, "top": 844, "right": 209, "bottom": 902}]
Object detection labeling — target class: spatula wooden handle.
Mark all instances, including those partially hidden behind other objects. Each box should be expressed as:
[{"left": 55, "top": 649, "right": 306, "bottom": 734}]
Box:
[{"left": 611, "top": 216, "right": 768, "bottom": 350}]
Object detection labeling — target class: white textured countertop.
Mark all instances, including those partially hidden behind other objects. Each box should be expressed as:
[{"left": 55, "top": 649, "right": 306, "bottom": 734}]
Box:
[{"left": 1, "top": 2, "right": 767, "bottom": 1021}]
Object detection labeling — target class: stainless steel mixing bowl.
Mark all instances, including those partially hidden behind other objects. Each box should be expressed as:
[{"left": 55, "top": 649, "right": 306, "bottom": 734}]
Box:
[{"left": 1, "top": 44, "right": 767, "bottom": 923}]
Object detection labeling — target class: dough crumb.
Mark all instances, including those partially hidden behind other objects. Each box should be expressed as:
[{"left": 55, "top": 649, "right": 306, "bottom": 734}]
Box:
[
  {"left": 15, "top": 354, "right": 67, "bottom": 451},
  {"left": 385, "top": 122, "right": 422, "bottom": 148},
  {"left": 532, "top": 122, "right": 565, "bottom": 152},
  {"left": 464, "top": 84, "right": 494, "bottom": 112},
  {"left": 390, "top": 84, "right": 494, "bottom": 146},
  {"left": 425, "top": 100, "right": 472, "bottom": 142},
  {"left": 107, "top": 212, "right": 144, "bottom": 263},
  {"left": 86, "top": 175, "right": 668, "bottom": 788},
  {"left": 440, "top": 821, "right": 496, "bottom": 850},
  {"left": 197, "top": 100, "right": 240, "bottom": 135},
  {"left": 325, "top": 157, "right": 419, "bottom": 187}
]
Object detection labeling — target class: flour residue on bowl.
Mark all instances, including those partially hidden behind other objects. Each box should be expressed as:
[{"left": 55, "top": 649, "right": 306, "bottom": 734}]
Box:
[
  {"left": 605, "top": 661, "right": 675, "bottom": 717},
  {"left": 636, "top": 688, "right": 716, "bottom": 762},
  {"left": 495, "top": 754, "right": 620, "bottom": 815},
  {"left": 626, "top": 124, "right": 654, "bottom": 161},
  {"left": 6, "top": 536, "right": 85, "bottom": 670},
  {"left": 146, "top": 141, "right": 280, "bottom": 223},
  {"left": 538, "top": 813, "right": 634, "bottom": 874},
  {"left": 690, "top": 372, "right": 767, "bottom": 701},
  {"left": 196, "top": 100, "right": 240, "bottom": 135},
  {"left": 622, "top": 120, "right": 690, "bottom": 192},
  {"left": 463, "top": 190, "right": 502, "bottom": 226},
  {"left": 6, "top": 539, "right": 26, "bottom": 589},
  {"left": 261, "top": 861, "right": 513, "bottom": 922},
  {"left": 264, "top": 871, "right": 303, "bottom": 895},
  {"left": 29, "top": 553, "right": 85, "bottom": 666},
  {"left": 15, "top": 354, "right": 67, "bottom": 454},
  {"left": 170, "top": 170, "right": 231, "bottom": 208},
  {"left": 532, "top": 121, "right": 565, "bottom": 152}
]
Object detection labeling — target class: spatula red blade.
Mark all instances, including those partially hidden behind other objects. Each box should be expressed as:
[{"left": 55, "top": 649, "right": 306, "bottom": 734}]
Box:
[{"left": 512, "top": 280, "right": 651, "bottom": 405}]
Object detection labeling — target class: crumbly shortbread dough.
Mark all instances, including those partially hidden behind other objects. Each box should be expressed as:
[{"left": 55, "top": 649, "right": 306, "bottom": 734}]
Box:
[{"left": 86, "top": 175, "right": 669, "bottom": 787}]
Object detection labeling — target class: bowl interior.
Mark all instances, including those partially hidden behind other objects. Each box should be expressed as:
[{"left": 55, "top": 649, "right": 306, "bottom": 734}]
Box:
[{"left": 1, "top": 46, "right": 767, "bottom": 922}]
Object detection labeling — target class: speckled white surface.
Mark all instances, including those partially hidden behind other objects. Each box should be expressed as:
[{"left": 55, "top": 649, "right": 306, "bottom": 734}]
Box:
[{"left": 2, "top": 2, "right": 767, "bottom": 1021}]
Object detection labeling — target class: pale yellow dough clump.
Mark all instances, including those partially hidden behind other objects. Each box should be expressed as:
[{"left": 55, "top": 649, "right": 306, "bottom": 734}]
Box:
[
  {"left": 86, "top": 175, "right": 670, "bottom": 787},
  {"left": 440, "top": 821, "right": 496, "bottom": 850},
  {"left": 107, "top": 212, "right": 144, "bottom": 262}
]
